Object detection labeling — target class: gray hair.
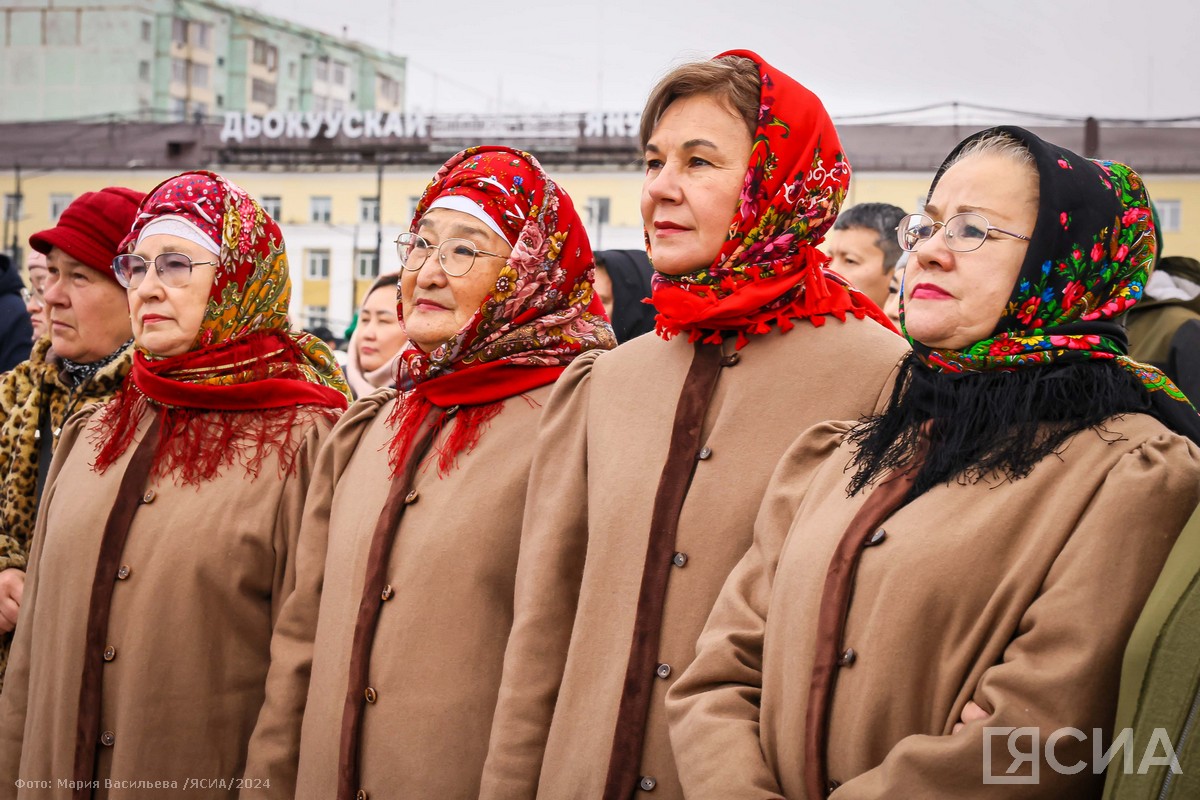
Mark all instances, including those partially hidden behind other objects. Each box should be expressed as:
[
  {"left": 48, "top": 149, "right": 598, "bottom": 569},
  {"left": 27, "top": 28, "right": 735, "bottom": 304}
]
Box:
[{"left": 831, "top": 202, "right": 907, "bottom": 272}]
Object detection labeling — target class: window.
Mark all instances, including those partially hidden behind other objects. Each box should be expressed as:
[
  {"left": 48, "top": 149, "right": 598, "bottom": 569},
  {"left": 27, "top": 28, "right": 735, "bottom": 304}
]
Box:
[
  {"left": 356, "top": 251, "right": 379, "bottom": 280},
  {"left": 315, "top": 57, "right": 329, "bottom": 82},
  {"left": 252, "top": 38, "right": 278, "bottom": 71},
  {"left": 306, "top": 251, "right": 330, "bottom": 280},
  {"left": 309, "top": 196, "right": 332, "bottom": 223},
  {"left": 190, "top": 62, "right": 209, "bottom": 89},
  {"left": 4, "top": 194, "right": 21, "bottom": 222},
  {"left": 313, "top": 96, "right": 328, "bottom": 114},
  {"left": 49, "top": 194, "right": 73, "bottom": 221},
  {"left": 1158, "top": 199, "right": 1182, "bottom": 234},
  {"left": 260, "top": 196, "right": 281, "bottom": 220},
  {"left": 358, "top": 197, "right": 380, "bottom": 224},
  {"left": 170, "top": 97, "right": 187, "bottom": 121},
  {"left": 304, "top": 305, "right": 329, "bottom": 327},
  {"left": 172, "top": 58, "right": 187, "bottom": 84},
  {"left": 190, "top": 21, "right": 211, "bottom": 49},
  {"left": 251, "top": 78, "right": 276, "bottom": 106},
  {"left": 377, "top": 74, "right": 400, "bottom": 105},
  {"left": 140, "top": 20, "right": 152, "bottom": 42},
  {"left": 288, "top": 61, "right": 297, "bottom": 79},
  {"left": 171, "top": 18, "right": 187, "bottom": 45},
  {"left": 332, "top": 60, "right": 347, "bottom": 86},
  {"left": 586, "top": 197, "right": 611, "bottom": 226},
  {"left": 138, "top": 60, "right": 151, "bottom": 82}
]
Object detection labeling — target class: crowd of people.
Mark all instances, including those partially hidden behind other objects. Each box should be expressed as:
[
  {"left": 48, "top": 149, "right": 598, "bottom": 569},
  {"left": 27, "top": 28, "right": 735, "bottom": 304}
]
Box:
[{"left": 0, "top": 48, "right": 1197, "bottom": 800}]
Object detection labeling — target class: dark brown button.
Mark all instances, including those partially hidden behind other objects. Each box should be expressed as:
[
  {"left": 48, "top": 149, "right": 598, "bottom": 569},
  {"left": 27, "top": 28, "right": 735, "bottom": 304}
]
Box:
[
  {"left": 141, "top": 489, "right": 156, "bottom": 504},
  {"left": 865, "top": 528, "right": 887, "bottom": 547},
  {"left": 655, "top": 663, "right": 671, "bottom": 679},
  {"left": 696, "top": 446, "right": 712, "bottom": 460},
  {"left": 671, "top": 552, "right": 688, "bottom": 568},
  {"left": 116, "top": 565, "right": 131, "bottom": 580},
  {"left": 356, "top": 791, "right": 368, "bottom": 800},
  {"left": 838, "top": 648, "right": 857, "bottom": 667},
  {"left": 100, "top": 730, "right": 115, "bottom": 747},
  {"left": 404, "top": 490, "right": 419, "bottom": 505},
  {"left": 103, "top": 645, "right": 116, "bottom": 662},
  {"left": 720, "top": 352, "right": 740, "bottom": 367},
  {"left": 826, "top": 779, "right": 841, "bottom": 795},
  {"left": 381, "top": 584, "right": 394, "bottom": 601},
  {"left": 639, "top": 776, "right": 656, "bottom": 791},
  {"left": 364, "top": 687, "right": 377, "bottom": 704}
]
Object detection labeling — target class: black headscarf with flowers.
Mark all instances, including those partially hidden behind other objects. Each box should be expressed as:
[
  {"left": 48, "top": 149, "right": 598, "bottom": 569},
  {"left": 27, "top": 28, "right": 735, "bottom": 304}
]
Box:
[{"left": 849, "top": 126, "right": 1200, "bottom": 499}]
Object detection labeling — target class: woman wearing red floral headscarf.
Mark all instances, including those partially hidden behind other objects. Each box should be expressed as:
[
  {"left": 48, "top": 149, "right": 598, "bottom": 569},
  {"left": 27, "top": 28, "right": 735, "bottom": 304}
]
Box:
[
  {"left": 479, "top": 51, "right": 908, "bottom": 800},
  {"left": 0, "top": 171, "right": 349, "bottom": 796},
  {"left": 240, "top": 147, "right": 614, "bottom": 799}
]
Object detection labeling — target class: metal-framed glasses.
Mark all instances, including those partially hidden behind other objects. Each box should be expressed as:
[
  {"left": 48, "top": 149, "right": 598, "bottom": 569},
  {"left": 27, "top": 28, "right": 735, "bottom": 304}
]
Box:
[
  {"left": 395, "top": 232, "right": 507, "bottom": 278},
  {"left": 20, "top": 286, "right": 44, "bottom": 309},
  {"left": 112, "top": 253, "right": 219, "bottom": 289},
  {"left": 897, "top": 212, "right": 1031, "bottom": 254}
]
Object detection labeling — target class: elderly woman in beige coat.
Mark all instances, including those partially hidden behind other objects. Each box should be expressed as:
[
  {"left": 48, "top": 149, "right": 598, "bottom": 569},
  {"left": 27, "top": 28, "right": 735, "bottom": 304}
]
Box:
[
  {"left": 0, "top": 171, "right": 349, "bottom": 797},
  {"left": 667, "top": 127, "right": 1200, "bottom": 798},
  {"left": 241, "top": 146, "right": 614, "bottom": 799},
  {"left": 480, "top": 51, "right": 907, "bottom": 800}
]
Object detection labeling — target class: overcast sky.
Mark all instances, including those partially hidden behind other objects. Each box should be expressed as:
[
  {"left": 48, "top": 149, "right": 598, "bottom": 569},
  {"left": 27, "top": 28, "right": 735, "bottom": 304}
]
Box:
[{"left": 246, "top": 0, "right": 1199, "bottom": 123}]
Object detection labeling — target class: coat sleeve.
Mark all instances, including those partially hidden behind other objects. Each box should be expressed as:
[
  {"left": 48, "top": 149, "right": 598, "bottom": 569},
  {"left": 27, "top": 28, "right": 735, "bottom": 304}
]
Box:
[
  {"left": 0, "top": 406, "right": 92, "bottom": 792},
  {"left": 240, "top": 396, "right": 385, "bottom": 798},
  {"left": 665, "top": 422, "right": 852, "bottom": 799},
  {"left": 478, "top": 351, "right": 600, "bottom": 799},
  {"left": 831, "top": 433, "right": 1200, "bottom": 800}
]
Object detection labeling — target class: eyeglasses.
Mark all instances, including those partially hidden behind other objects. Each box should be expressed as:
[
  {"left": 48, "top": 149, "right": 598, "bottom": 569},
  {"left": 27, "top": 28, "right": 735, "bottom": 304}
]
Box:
[
  {"left": 395, "top": 232, "right": 508, "bottom": 278},
  {"left": 20, "top": 286, "right": 44, "bottom": 308},
  {"left": 112, "top": 252, "right": 219, "bottom": 289},
  {"left": 897, "top": 212, "right": 1032, "bottom": 254}
]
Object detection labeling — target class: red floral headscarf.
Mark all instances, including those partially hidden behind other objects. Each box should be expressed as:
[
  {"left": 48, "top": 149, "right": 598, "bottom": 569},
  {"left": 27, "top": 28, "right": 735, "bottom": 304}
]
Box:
[
  {"left": 649, "top": 49, "right": 895, "bottom": 348},
  {"left": 93, "top": 170, "right": 350, "bottom": 484},
  {"left": 388, "top": 146, "right": 615, "bottom": 476}
]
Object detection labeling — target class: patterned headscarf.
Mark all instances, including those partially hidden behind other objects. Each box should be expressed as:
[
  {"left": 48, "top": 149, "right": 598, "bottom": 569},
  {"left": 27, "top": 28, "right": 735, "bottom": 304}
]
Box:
[
  {"left": 389, "top": 146, "right": 615, "bottom": 476},
  {"left": 906, "top": 126, "right": 1196, "bottom": 426},
  {"left": 93, "top": 171, "right": 350, "bottom": 484},
  {"left": 648, "top": 49, "right": 894, "bottom": 349}
]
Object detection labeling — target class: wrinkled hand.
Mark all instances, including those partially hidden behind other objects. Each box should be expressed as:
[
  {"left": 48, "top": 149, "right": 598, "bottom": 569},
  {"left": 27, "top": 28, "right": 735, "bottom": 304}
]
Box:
[
  {"left": 952, "top": 700, "right": 989, "bottom": 734},
  {"left": 0, "top": 568, "right": 26, "bottom": 634}
]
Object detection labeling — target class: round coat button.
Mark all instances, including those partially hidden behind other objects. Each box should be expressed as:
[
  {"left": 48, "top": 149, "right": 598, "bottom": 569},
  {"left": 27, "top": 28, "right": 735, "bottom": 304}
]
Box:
[
  {"left": 697, "top": 446, "right": 712, "bottom": 460},
  {"left": 141, "top": 489, "right": 156, "bottom": 504},
  {"left": 404, "top": 490, "right": 419, "bottom": 505},
  {"left": 356, "top": 791, "right": 368, "bottom": 800},
  {"left": 103, "top": 646, "right": 116, "bottom": 662},
  {"left": 364, "top": 687, "right": 378, "bottom": 704},
  {"left": 838, "top": 648, "right": 857, "bottom": 667},
  {"left": 100, "top": 731, "right": 115, "bottom": 747},
  {"left": 381, "top": 584, "right": 394, "bottom": 601},
  {"left": 720, "top": 352, "right": 741, "bottom": 367},
  {"left": 671, "top": 552, "right": 688, "bottom": 568},
  {"left": 866, "top": 528, "right": 887, "bottom": 547},
  {"left": 116, "top": 565, "right": 131, "bottom": 580},
  {"left": 656, "top": 663, "right": 671, "bottom": 679},
  {"left": 639, "top": 776, "right": 656, "bottom": 791}
]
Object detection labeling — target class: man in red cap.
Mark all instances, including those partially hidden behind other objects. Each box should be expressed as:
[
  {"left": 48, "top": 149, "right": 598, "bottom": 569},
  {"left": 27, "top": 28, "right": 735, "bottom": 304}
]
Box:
[{"left": 0, "top": 186, "right": 144, "bottom": 689}]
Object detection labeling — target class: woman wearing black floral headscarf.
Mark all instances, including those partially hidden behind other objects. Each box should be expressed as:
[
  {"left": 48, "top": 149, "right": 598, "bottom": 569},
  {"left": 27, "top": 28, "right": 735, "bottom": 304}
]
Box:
[{"left": 667, "top": 126, "right": 1200, "bottom": 798}]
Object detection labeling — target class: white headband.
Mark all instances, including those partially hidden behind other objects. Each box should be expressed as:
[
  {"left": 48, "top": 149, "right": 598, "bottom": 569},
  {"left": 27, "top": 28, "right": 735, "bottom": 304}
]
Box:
[
  {"left": 136, "top": 215, "right": 221, "bottom": 256},
  {"left": 425, "top": 196, "right": 511, "bottom": 245}
]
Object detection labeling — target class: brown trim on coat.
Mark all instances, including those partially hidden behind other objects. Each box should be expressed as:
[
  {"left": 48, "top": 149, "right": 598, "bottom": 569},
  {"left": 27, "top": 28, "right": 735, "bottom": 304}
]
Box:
[
  {"left": 336, "top": 409, "right": 441, "bottom": 800},
  {"left": 72, "top": 411, "right": 162, "bottom": 796},
  {"left": 803, "top": 436, "right": 927, "bottom": 800},
  {"left": 603, "top": 343, "right": 723, "bottom": 799}
]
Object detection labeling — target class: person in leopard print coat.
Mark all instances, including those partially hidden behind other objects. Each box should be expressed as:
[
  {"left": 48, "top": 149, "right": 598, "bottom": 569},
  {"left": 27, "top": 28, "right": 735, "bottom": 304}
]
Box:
[{"left": 0, "top": 187, "right": 142, "bottom": 689}]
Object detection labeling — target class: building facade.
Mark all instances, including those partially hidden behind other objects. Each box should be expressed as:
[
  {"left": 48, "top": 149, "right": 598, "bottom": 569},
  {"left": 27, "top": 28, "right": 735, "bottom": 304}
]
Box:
[{"left": 0, "top": 0, "right": 405, "bottom": 124}]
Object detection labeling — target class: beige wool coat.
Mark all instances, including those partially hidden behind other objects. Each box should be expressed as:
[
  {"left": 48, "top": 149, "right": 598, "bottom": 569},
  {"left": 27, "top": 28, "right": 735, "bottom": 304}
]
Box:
[
  {"left": 480, "top": 318, "right": 909, "bottom": 800},
  {"left": 666, "top": 414, "right": 1200, "bottom": 799},
  {"left": 242, "top": 385, "right": 554, "bottom": 799},
  {"left": 0, "top": 403, "right": 332, "bottom": 799}
]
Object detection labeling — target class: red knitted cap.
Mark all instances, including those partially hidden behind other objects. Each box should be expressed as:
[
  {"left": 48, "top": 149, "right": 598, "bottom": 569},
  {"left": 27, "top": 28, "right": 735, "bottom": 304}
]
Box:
[{"left": 29, "top": 186, "right": 145, "bottom": 283}]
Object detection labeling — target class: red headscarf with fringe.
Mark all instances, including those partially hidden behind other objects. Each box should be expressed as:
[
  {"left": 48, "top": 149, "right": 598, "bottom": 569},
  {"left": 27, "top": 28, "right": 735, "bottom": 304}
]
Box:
[
  {"left": 92, "top": 171, "right": 350, "bottom": 484},
  {"left": 388, "top": 146, "right": 615, "bottom": 477},
  {"left": 648, "top": 49, "right": 895, "bottom": 349}
]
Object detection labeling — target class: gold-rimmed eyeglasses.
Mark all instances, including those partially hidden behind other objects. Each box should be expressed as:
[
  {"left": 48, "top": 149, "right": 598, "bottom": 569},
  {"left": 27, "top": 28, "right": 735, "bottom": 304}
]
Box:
[{"left": 395, "top": 232, "right": 508, "bottom": 277}]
